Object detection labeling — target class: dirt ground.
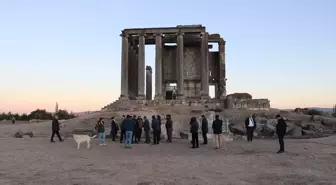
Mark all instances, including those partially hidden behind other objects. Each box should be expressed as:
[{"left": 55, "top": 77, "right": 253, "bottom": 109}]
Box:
[{"left": 1, "top": 122, "right": 336, "bottom": 185}]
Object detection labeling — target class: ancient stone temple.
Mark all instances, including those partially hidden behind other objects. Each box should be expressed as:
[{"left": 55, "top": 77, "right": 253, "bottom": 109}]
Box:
[{"left": 119, "top": 25, "right": 227, "bottom": 101}]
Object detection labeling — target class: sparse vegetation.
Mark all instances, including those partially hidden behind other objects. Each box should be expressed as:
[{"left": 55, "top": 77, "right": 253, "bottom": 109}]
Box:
[{"left": 0, "top": 109, "right": 76, "bottom": 121}]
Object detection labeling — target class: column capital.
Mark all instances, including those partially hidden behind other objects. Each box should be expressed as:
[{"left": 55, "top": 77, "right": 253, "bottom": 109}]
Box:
[
  {"left": 154, "top": 33, "right": 164, "bottom": 37},
  {"left": 177, "top": 32, "right": 185, "bottom": 36},
  {"left": 138, "top": 32, "right": 147, "bottom": 37},
  {"left": 218, "top": 39, "right": 225, "bottom": 45},
  {"left": 120, "top": 33, "right": 129, "bottom": 38}
]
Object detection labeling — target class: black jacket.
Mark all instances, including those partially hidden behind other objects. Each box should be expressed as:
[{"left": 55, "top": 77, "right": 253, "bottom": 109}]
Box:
[
  {"left": 52, "top": 119, "right": 60, "bottom": 131},
  {"left": 165, "top": 119, "right": 173, "bottom": 129},
  {"left": 201, "top": 118, "right": 208, "bottom": 133},
  {"left": 212, "top": 119, "right": 223, "bottom": 134},
  {"left": 276, "top": 118, "right": 287, "bottom": 135},
  {"left": 132, "top": 118, "right": 138, "bottom": 131},
  {"left": 143, "top": 119, "right": 150, "bottom": 131},
  {"left": 111, "top": 120, "right": 119, "bottom": 133},
  {"left": 245, "top": 117, "right": 257, "bottom": 130},
  {"left": 190, "top": 120, "right": 199, "bottom": 133}
]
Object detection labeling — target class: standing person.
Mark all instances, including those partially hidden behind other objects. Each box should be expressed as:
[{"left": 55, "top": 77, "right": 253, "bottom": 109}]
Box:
[
  {"left": 275, "top": 114, "right": 287, "bottom": 153},
  {"left": 245, "top": 114, "right": 257, "bottom": 142},
  {"left": 50, "top": 115, "right": 63, "bottom": 143},
  {"left": 136, "top": 116, "right": 143, "bottom": 142},
  {"left": 212, "top": 115, "right": 223, "bottom": 149},
  {"left": 123, "top": 115, "right": 134, "bottom": 148},
  {"left": 151, "top": 115, "right": 160, "bottom": 144},
  {"left": 165, "top": 114, "right": 173, "bottom": 142},
  {"left": 110, "top": 117, "right": 119, "bottom": 141},
  {"left": 190, "top": 117, "right": 199, "bottom": 149},
  {"left": 143, "top": 116, "right": 151, "bottom": 143},
  {"left": 120, "top": 115, "right": 126, "bottom": 143},
  {"left": 157, "top": 115, "right": 162, "bottom": 142},
  {"left": 95, "top": 117, "right": 106, "bottom": 146},
  {"left": 12, "top": 117, "right": 15, "bottom": 124},
  {"left": 132, "top": 115, "right": 138, "bottom": 143},
  {"left": 201, "top": 115, "right": 208, "bottom": 145}
]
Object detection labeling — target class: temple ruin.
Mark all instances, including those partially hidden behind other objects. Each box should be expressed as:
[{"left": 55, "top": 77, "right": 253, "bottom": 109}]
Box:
[
  {"left": 119, "top": 25, "right": 226, "bottom": 101},
  {"left": 103, "top": 25, "right": 270, "bottom": 110}
]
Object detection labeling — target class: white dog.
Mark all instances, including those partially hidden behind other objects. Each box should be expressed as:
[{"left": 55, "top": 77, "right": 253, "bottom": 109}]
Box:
[{"left": 73, "top": 134, "right": 97, "bottom": 149}]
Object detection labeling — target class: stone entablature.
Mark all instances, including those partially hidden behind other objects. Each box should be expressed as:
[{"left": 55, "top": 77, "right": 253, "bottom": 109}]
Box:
[{"left": 233, "top": 99, "right": 270, "bottom": 110}]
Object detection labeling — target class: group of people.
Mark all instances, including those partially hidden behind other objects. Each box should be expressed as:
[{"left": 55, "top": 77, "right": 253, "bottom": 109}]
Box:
[
  {"left": 94, "top": 114, "right": 174, "bottom": 148},
  {"left": 50, "top": 112, "right": 288, "bottom": 153}
]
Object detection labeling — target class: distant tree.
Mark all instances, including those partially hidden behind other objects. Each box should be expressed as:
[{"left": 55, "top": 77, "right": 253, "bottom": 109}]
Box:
[
  {"left": 28, "top": 109, "right": 53, "bottom": 120},
  {"left": 56, "top": 109, "right": 76, "bottom": 120}
]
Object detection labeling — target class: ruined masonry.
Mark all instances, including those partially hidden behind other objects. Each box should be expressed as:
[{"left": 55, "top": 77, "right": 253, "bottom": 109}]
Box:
[{"left": 103, "top": 25, "right": 270, "bottom": 110}]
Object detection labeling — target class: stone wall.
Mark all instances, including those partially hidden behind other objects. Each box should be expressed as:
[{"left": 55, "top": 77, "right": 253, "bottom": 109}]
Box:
[
  {"left": 208, "top": 51, "right": 220, "bottom": 80},
  {"left": 233, "top": 99, "right": 270, "bottom": 110},
  {"left": 162, "top": 46, "right": 177, "bottom": 82},
  {"left": 183, "top": 46, "right": 201, "bottom": 80}
]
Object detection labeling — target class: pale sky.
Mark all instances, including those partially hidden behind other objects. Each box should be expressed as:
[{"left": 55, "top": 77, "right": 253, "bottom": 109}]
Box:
[{"left": 0, "top": 0, "right": 335, "bottom": 114}]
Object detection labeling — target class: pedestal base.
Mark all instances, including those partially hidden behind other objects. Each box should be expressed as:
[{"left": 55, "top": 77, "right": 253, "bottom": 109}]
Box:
[
  {"left": 136, "top": 95, "right": 146, "bottom": 100},
  {"left": 119, "top": 95, "right": 129, "bottom": 100},
  {"left": 200, "top": 94, "right": 210, "bottom": 100},
  {"left": 176, "top": 94, "right": 185, "bottom": 100},
  {"left": 154, "top": 95, "right": 164, "bottom": 101}
]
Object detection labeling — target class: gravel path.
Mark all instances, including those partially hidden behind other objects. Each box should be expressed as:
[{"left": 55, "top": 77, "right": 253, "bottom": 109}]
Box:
[{"left": 0, "top": 134, "right": 336, "bottom": 185}]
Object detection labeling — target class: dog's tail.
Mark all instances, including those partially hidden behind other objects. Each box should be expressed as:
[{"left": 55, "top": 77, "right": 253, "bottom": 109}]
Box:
[{"left": 90, "top": 135, "right": 97, "bottom": 139}]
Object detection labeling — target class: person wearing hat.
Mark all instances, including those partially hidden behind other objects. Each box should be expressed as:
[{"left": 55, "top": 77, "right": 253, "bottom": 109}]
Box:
[
  {"left": 110, "top": 116, "right": 119, "bottom": 141},
  {"left": 275, "top": 114, "right": 287, "bottom": 153}
]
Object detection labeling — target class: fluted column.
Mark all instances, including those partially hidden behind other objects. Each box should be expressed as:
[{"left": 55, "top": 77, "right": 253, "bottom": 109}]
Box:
[
  {"left": 154, "top": 34, "right": 163, "bottom": 100},
  {"left": 200, "top": 32, "right": 209, "bottom": 98},
  {"left": 218, "top": 39, "right": 227, "bottom": 99},
  {"left": 136, "top": 33, "right": 146, "bottom": 99},
  {"left": 119, "top": 33, "right": 129, "bottom": 100},
  {"left": 176, "top": 32, "right": 184, "bottom": 99}
]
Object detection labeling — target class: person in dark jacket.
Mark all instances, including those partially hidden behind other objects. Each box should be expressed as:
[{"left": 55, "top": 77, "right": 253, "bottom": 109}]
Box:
[
  {"left": 110, "top": 117, "right": 119, "bottom": 141},
  {"left": 132, "top": 115, "right": 138, "bottom": 143},
  {"left": 245, "top": 114, "right": 257, "bottom": 142},
  {"left": 136, "top": 116, "right": 143, "bottom": 142},
  {"left": 157, "top": 115, "right": 162, "bottom": 142},
  {"left": 123, "top": 115, "right": 134, "bottom": 148},
  {"left": 212, "top": 115, "right": 223, "bottom": 149},
  {"left": 190, "top": 117, "right": 199, "bottom": 149},
  {"left": 201, "top": 115, "right": 209, "bottom": 145},
  {"left": 50, "top": 115, "right": 63, "bottom": 142},
  {"left": 151, "top": 115, "right": 160, "bottom": 144},
  {"left": 165, "top": 114, "right": 173, "bottom": 142},
  {"left": 95, "top": 117, "right": 106, "bottom": 145},
  {"left": 275, "top": 114, "right": 287, "bottom": 153},
  {"left": 120, "top": 115, "right": 126, "bottom": 143},
  {"left": 143, "top": 116, "right": 151, "bottom": 143}
]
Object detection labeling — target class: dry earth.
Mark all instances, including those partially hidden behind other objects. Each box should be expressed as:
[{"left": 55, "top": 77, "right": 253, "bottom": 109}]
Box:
[{"left": 1, "top": 121, "right": 336, "bottom": 185}]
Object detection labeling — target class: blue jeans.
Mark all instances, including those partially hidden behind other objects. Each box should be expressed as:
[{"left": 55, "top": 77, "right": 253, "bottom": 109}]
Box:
[
  {"left": 98, "top": 132, "right": 105, "bottom": 144},
  {"left": 125, "top": 131, "right": 133, "bottom": 146}
]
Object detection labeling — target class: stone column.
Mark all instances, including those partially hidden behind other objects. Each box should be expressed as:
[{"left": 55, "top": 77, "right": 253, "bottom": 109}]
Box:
[
  {"left": 200, "top": 32, "right": 209, "bottom": 98},
  {"left": 218, "top": 39, "right": 227, "bottom": 99},
  {"left": 176, "top": 32, "right": 184, "bottom": 99},
  {"left": 146, "top": 66, "right": 152, "bottom": 100},
  {"left": 154, "top": 34, "right": 163, "bottom": 100},
  {"left": 136, "top": 33, "right": 146, "bottom": 99},
  {"left": 119, "top": 33, "right": 129, "bottom": 100}
]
